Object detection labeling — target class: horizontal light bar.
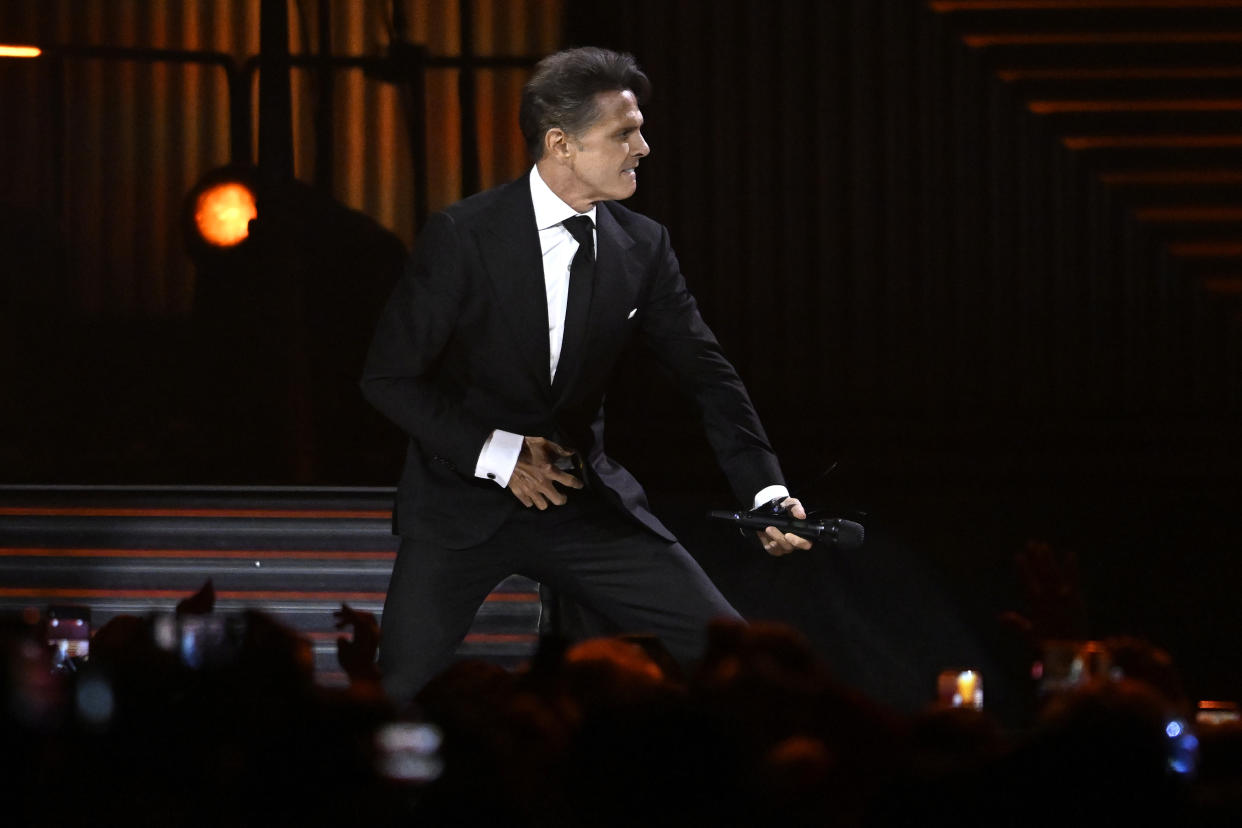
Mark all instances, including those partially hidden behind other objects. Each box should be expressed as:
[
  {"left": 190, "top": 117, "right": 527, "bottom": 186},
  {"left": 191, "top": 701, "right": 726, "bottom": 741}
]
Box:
[
  {"left": 0, "top": 44, "right": 42, "bottom": 58},
  {"left": 1200, "top": 276, "right": 1242, "bottom": 294},
  {"left": 934, "top": 0, "right": 1242, "bottom": 9},
  {"left": 965, "top": 31, "right": 1242, "bottom": 47},
  {"left": 1030, "top": 98, "right": 1242, "bottom": 113},
  {"left": 1098, "top": 169, "right": 1242, "bottom": 184},
  {"left": 1063, "top": 134, "right": 1242, "bottom": 149},
  {"left": 1000, "top": 66, "right": 1242, "bottom": 81},
  {"left": 1168, "top": 241, "right": 1242, "bottom": 256},
  {"left": 1135, "top": 206, "right": 1242, "bottom": 221}
]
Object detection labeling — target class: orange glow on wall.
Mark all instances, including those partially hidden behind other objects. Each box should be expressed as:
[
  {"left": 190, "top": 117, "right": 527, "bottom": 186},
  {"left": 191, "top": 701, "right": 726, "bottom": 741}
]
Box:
[
  {"left": 0, "top": 44, "right": 41, "bottom": 57},
  {"left": 0, "top": 1, "right": 563, "bottom": 315},
  {"left": 193, "top": 181, "right": 257, "bottom": 247}
]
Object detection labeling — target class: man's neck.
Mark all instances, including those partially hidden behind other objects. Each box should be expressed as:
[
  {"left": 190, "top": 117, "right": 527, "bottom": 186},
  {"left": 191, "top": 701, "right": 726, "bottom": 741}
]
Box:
[{"left": 535, "top": 158, "right": 594, "bottom": 214}]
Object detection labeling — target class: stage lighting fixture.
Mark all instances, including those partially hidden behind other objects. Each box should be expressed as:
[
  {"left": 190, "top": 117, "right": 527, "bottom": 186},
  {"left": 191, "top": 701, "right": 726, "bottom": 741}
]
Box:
[
  {"left": 193, "top": 180, "right": 257, "bottom": 248},
  {"left": 0, "top": 44, "right": 42, "bottom": 58}
]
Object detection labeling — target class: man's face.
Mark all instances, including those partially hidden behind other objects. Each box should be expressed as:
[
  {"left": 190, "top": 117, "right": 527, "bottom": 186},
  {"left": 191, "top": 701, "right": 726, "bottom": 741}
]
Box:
[{"left": 563, "top": 89, "right": 649, "bottom": 205}]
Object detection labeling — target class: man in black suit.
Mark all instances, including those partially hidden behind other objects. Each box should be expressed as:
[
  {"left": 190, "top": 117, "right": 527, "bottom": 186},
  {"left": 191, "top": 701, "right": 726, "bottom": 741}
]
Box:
[{"left": 361, "top": 47, "right": 810, "bottom": 707}]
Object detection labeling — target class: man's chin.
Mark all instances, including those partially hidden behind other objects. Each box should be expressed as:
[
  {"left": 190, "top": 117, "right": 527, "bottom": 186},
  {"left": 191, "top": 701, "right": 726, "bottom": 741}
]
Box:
[{"left": 589, "top": 181, "right": 637, "bottom": 203}]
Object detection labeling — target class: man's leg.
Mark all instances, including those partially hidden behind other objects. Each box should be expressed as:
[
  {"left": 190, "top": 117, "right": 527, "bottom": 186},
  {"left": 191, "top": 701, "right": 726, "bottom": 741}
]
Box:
[
  {"left": 516, "top": 497, "right": 743, "bottom": 668},
  {"left": 378, "top": 537, "right": 507, "bottom": 707}
]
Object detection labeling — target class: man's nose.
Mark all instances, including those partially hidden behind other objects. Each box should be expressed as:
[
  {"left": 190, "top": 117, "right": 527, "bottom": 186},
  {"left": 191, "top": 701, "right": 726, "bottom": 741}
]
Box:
[{"left": 634, "top": 130, "right": 650, "bottom": 157}]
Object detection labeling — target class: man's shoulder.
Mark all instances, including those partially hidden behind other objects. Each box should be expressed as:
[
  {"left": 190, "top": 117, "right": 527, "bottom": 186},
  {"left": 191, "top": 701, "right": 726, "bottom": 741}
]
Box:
[{"left": 440, "top": 176, "right": 529, "bottom": 226}]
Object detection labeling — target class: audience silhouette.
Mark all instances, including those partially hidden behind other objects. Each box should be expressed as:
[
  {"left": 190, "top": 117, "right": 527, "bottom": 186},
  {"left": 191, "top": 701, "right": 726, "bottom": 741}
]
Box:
[{"left": 1, "top": 582, "right": 1239, "bottom": 827}]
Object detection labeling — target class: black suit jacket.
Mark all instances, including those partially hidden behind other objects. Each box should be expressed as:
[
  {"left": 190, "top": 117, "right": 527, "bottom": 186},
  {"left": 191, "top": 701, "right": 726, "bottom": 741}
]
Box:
[{"left": 361, "top": 175, "right": 783, "bottom": 548}]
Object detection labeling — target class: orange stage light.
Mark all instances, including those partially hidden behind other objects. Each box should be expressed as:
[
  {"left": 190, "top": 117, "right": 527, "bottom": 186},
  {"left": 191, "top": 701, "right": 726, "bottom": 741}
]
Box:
[
  {"left": 193, "top": 181, "right": 257, "bottom": 247},
  {"left": 0, "top": 44, "right": 41, "bottom": 58}
]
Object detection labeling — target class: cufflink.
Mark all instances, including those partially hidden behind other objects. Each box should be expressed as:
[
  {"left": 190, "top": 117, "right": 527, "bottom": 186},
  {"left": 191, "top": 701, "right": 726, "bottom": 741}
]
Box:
[
  {"left": 627, "top": 308, "right": 637, "bottom": 319},
  {"left": 487, "top": 473, "right": 496, "bottom": 480}
]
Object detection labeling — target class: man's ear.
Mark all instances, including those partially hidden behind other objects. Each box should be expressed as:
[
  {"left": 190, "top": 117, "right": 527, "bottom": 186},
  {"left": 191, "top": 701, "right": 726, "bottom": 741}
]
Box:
[{"left": 544, "top": 127, "right": 572, "bottom": 161}]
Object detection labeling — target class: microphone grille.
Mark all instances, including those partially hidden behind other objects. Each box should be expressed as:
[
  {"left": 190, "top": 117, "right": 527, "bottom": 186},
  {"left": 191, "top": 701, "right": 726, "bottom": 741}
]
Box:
[{"left": 832, "top": 519, "right": 865, "bottom": 551}]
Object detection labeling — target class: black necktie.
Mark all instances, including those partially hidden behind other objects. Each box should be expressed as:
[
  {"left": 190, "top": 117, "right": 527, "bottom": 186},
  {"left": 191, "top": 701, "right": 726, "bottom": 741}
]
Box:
[{"left": 556, "top": 215, "right": 595, "bottom": 390}]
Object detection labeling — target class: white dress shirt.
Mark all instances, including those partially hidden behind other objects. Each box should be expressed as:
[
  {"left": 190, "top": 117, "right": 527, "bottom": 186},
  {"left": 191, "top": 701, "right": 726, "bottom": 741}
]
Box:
[
  {"left": 472, "top": 167, "right": 787, "bottom": 510},
  {"left": 473, "top": 167, "right": 593, "bottom": 486}
]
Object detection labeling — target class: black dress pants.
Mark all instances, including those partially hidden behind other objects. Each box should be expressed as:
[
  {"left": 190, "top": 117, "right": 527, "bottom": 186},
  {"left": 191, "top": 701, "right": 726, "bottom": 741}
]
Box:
[{"left": 378, "top": 488, "right": 743, "bottom": 706}]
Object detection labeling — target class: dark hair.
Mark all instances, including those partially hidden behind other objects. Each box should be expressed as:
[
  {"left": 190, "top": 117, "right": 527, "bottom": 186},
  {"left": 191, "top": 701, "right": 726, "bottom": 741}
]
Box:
[{"left": 519, "top": 47, "right": 651, "bottom": 161}]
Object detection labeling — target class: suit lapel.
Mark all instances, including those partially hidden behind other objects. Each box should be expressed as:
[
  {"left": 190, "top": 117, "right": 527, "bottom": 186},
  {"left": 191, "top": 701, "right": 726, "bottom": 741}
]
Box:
[{"left": 474, "top": 178, "right": 553, "bottom": 391}]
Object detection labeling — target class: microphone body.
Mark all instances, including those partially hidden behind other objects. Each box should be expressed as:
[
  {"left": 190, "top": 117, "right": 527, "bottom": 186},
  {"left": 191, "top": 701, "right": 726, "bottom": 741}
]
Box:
[{"left": 708, "top": 510, "right": 865, "bottom": 551}]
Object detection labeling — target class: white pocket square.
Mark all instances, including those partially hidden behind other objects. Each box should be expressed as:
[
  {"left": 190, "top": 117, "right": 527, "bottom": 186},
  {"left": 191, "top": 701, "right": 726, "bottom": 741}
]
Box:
[{"left": 627, "top": 308, "right": 637, "bottom": 319}]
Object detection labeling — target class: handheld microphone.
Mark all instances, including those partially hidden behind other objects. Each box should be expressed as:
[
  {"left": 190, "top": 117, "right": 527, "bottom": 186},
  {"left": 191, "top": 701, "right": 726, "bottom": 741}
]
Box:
[{"left": 707, "top": 510, "right": 865, "bottom": 551}]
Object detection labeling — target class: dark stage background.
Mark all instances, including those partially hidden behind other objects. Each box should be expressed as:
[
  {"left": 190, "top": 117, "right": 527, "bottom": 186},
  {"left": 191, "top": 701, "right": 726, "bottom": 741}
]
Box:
[{"left": 1, "top": 0, "right": 1239, "bottom": 712}]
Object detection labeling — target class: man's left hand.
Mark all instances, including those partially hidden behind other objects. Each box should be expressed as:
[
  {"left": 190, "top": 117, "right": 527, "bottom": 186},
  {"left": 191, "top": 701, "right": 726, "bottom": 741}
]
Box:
[{"left": 758, "top": 497, "right": 814, "bottom": 556}]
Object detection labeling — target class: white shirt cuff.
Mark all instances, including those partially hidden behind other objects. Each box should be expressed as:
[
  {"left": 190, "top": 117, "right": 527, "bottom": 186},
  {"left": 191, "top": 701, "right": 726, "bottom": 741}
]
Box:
[
  {"left": 752, "top": 484, "right": 790, "bottom": 510},
  {"left": 474, "top": 429, "right": 523, "bottom": 488}
]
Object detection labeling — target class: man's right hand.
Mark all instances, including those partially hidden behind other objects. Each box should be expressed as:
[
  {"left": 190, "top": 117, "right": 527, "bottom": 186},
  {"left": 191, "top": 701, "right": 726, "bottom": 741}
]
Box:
[{"left": 507, "top": 436, "right": 584, "bottom": 509}]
